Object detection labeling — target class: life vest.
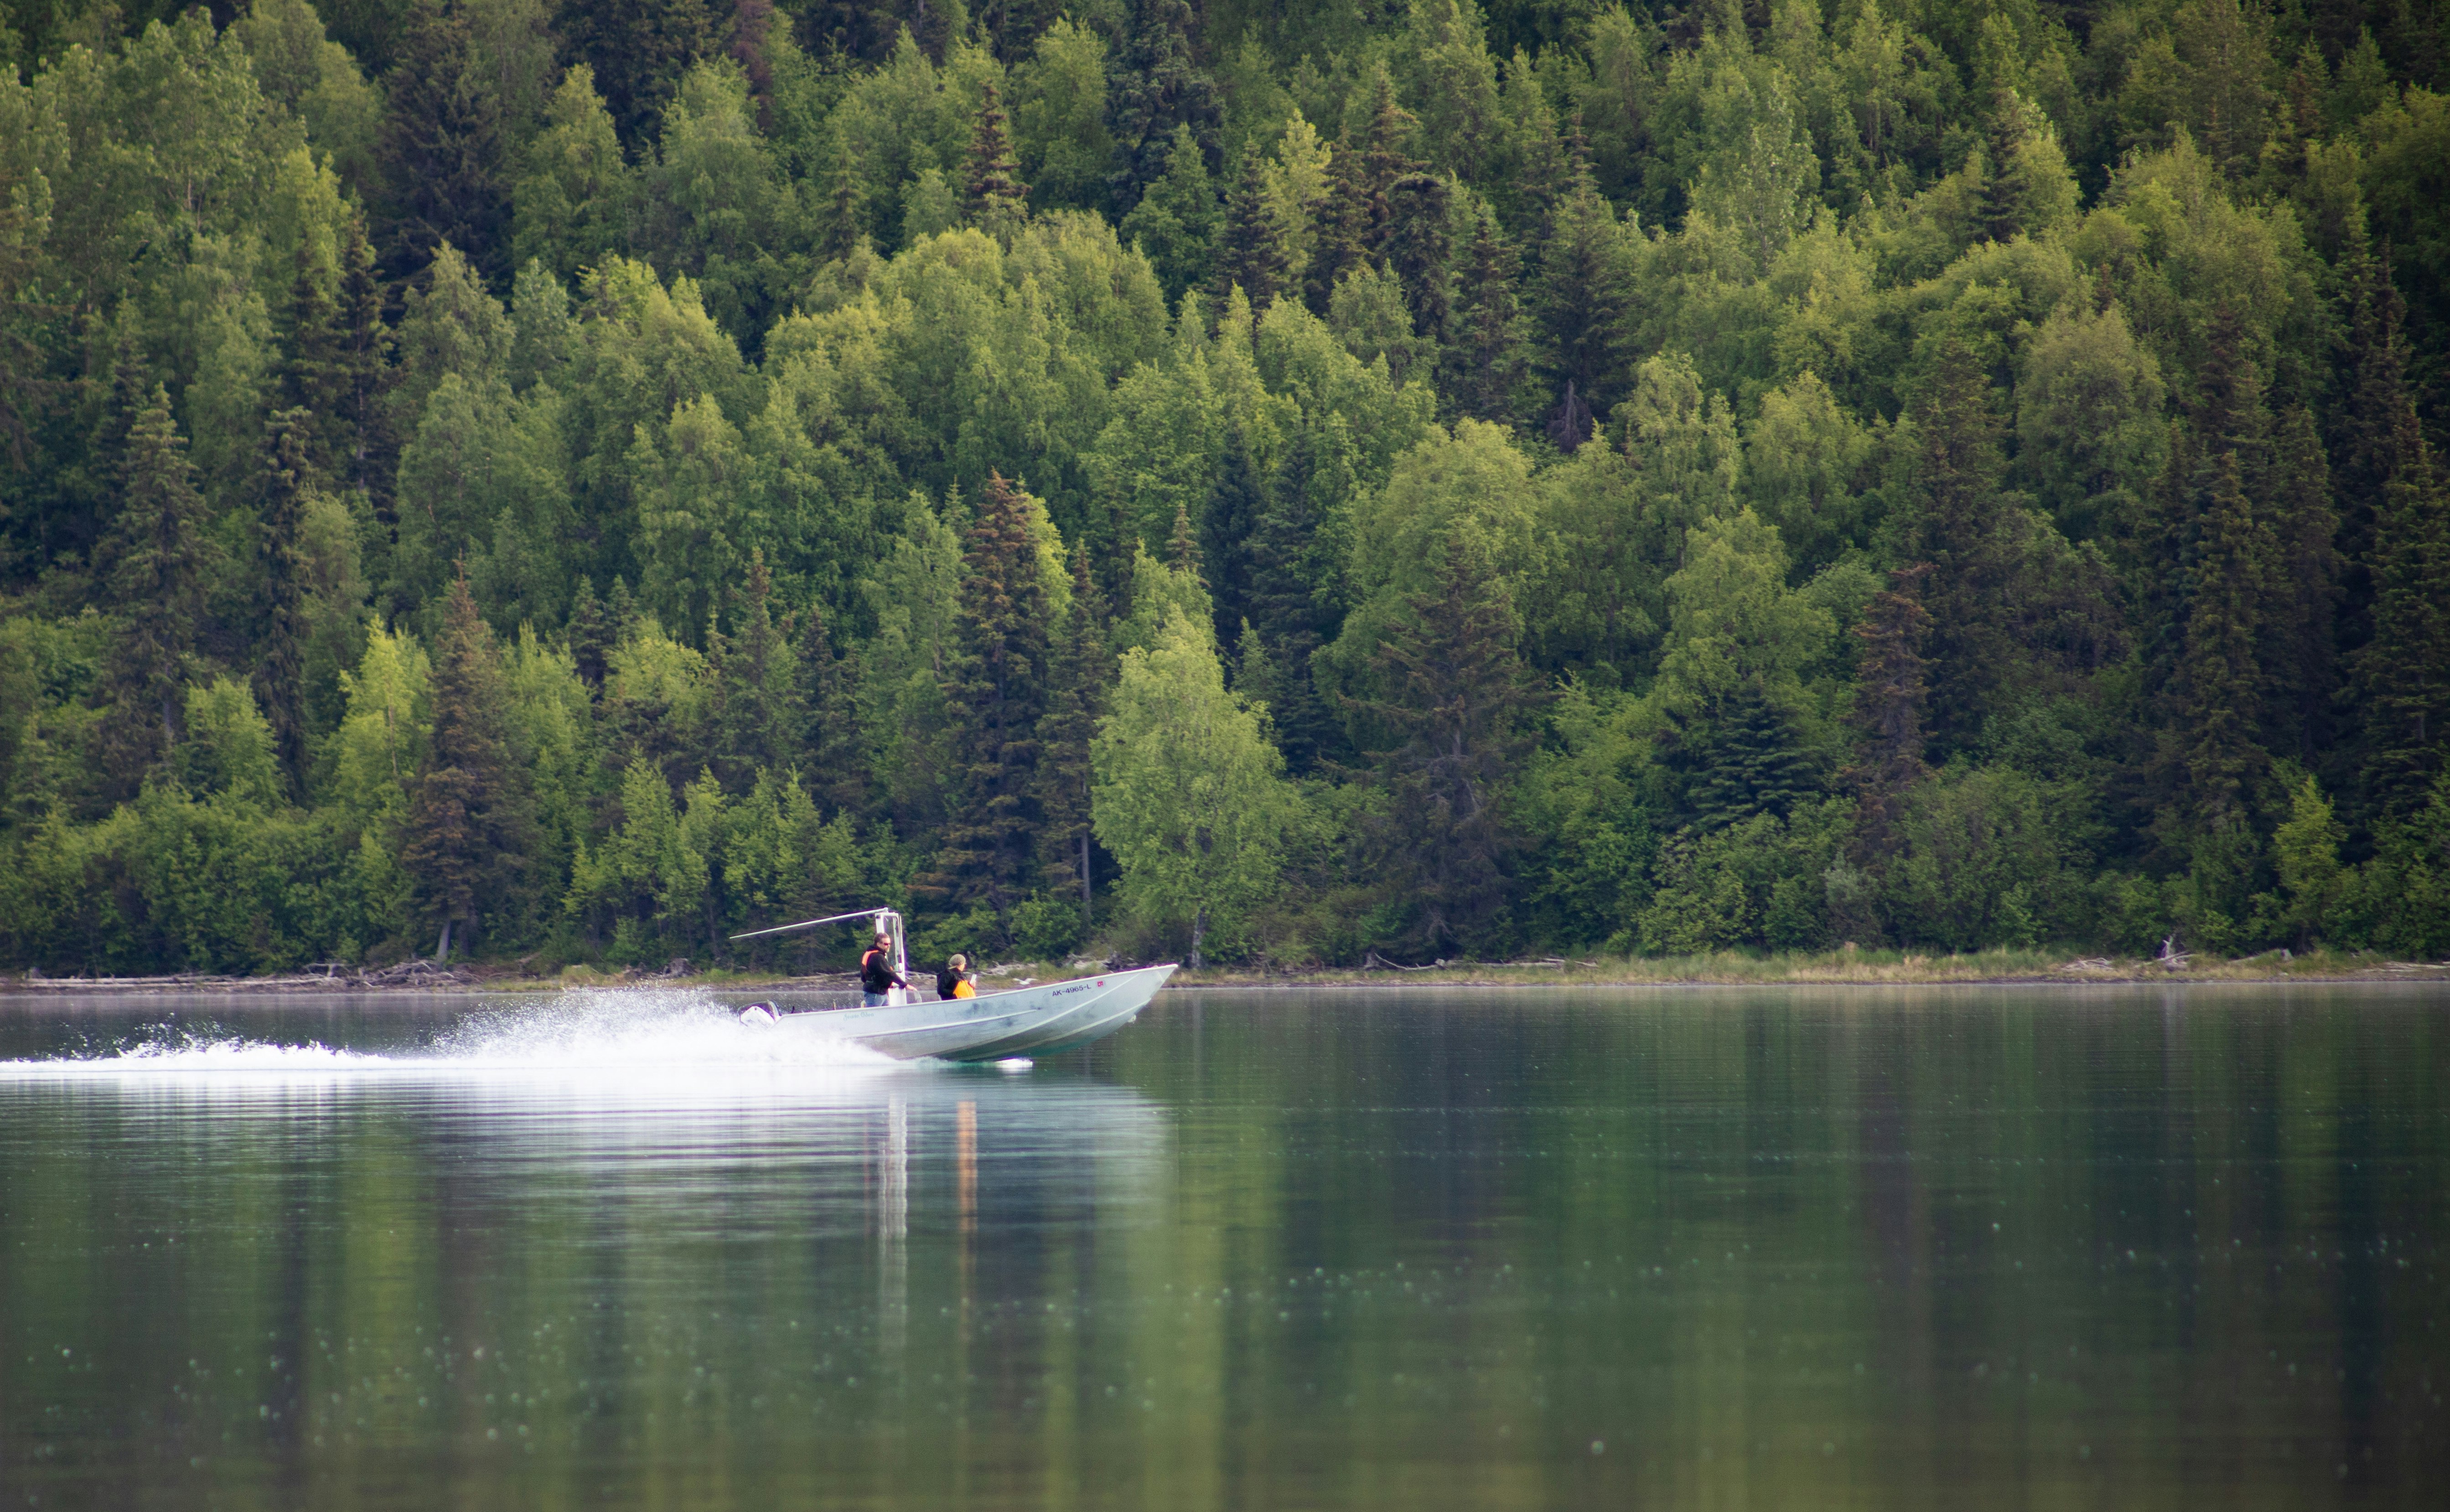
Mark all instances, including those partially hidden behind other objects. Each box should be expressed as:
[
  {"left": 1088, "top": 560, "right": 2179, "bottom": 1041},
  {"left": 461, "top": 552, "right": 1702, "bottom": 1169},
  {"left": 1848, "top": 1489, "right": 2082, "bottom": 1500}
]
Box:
[{"left": 860, "top": 947, "right": 898, "bottom": 994}]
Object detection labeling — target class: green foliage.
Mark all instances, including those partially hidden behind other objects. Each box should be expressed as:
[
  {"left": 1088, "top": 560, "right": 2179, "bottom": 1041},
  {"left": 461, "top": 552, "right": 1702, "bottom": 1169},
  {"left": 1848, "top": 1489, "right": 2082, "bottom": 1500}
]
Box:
[
  {"left": 4, "top": 1, "right": 2447, "bottom": 974},
  {"left": 1635, "top": 800, "right": 1849, "bottom": 956},
  {"left": 1885, "top": 766, "right": 2081, "bottom": 952},
  {"left": 1092, "top": 606, "right": 1294, "bottom": 966}
]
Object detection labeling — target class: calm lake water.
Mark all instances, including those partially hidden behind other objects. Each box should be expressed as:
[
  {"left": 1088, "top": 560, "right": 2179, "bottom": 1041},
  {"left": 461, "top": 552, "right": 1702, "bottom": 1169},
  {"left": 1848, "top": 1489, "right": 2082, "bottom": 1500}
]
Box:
[{"left": 0, "top": 984, "right": 2443, "bottom": 1509}]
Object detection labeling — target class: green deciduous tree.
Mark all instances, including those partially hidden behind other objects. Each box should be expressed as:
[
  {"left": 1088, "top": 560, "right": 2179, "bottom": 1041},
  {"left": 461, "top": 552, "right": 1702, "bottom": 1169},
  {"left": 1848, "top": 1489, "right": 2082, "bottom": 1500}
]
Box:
[
  {"left": 1119, "top": 123, "right": 1218, "bottom": 303},
  {"left": 1092, "top": 604, "right": 1293, "bottom": 967}
]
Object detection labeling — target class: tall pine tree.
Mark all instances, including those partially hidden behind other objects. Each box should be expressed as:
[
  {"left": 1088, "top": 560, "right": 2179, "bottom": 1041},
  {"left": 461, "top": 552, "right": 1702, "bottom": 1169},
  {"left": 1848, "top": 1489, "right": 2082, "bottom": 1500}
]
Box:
[
  {"left": 710, "top": 552, "right": 800, "bottom": 791},
  {"left": 1105, "top": 0, "right": 1218, "bottom": 214},
  {"left": 1306, "top": 136, "right": 1370, "bottom": 314},
  {"left": 2356, "top": 418, "right": 2450, "bottom": 812},
  {"left": 2266, "top": 403, "right": 2339, "bottom": 763},
  {"left": 336, "top": 208, "right": 396, "bottom": 513},
  {"left": 1201, "top": 426, "right": 1263, "bottom": 650},
  {"left": 100, "top": 385, "right": 218, "bottom": 777},
  {"left": 2335, "top": 249, "right": 2413, "bottom": 650},
  {"left": 792, "top": 594, "right": 871, "bottom": 818},
  {"left": 378, "top": 0, "right": 513, "bottom": 279},
  {"left": 401, "top": 569, "right": 537, "bottom": 960},
  {"left": 1036, "top": 545, "right": 1113, "bottom": 923},
  {"left": 1245, "top": 428, "right": 1342, "bottom": 775},
  {"left": 1385, "top": 171, "right": 1453, "bottom": 349},
  {"left": 1901, "top": 343, "right": 2018, "bottom": 758},
  {"left": 280, "top": 238, "right": 347, "bottom": 477},
  {"left": 2165, "top": 307, "right": 2279, "bottom": 822},
  {"left": 1532, "top": 127, "right": 1626, "bottom": 437},
  {"left": 2173, "top": 446, "right": 2273, "bottom": 823},
  {"left": 1844, "top": 562, "right": 1933, "bottom": 861},
  {"left": 256, "top": 408, "right": 319, "bottom": 789},
  {"left": 558, "top": 0, "right": 720, "bottom": 154},
  {"left": 1448, "top": 209, "right": 1528, "bottom": 425},
  {"left": 963, "top": 79, "right": 1029, "bottom": 235},
  {"left": 1212, "top": 150, "right": 1287, "bottom": 313},
  {"left": 1347, "top": 540, "right": 1543, "bottom": 955},
  {"left": 922, "top": 471, "right": 1053, "bottom": 928}
]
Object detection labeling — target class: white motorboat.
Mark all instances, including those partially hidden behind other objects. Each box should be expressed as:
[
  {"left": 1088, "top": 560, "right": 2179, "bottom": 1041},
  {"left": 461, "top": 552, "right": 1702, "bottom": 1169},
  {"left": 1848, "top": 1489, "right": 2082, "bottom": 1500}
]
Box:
[{"left": 729, "top": 908, "right": 1176, "bottom": 1062}]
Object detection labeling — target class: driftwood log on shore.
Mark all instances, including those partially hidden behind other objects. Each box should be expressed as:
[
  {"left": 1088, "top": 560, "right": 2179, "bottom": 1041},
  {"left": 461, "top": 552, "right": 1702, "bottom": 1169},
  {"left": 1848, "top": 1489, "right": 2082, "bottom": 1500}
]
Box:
[
  {"left": 10, "top": 962, "right": 881, "bottom": 993},
  {"left": 15, "top": 959, "right": 481, "bottom": 991}
]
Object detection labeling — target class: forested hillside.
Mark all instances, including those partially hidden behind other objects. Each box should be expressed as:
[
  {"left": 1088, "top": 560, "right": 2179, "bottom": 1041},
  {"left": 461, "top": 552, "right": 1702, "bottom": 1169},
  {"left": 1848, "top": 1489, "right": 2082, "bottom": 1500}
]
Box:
[{"left": 2, "top": 0, "right": 2446, "bottom": 973}]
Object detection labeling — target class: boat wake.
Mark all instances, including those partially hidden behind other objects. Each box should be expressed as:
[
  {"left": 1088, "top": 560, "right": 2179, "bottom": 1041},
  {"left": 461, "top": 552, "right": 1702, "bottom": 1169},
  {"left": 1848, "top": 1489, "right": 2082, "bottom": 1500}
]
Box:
[{"left": 0, "top": 989, "right": 901, "bottom": 1081}]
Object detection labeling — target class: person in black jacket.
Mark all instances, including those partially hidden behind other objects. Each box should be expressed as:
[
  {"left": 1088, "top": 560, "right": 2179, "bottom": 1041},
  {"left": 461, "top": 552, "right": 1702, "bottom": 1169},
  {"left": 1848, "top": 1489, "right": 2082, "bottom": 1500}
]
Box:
[
  {"left": 935, "top": 953, "right": 975, "bottom": 1001},
  {"left": 859, "top": 932, "right": 907, "bottom": 1005}
]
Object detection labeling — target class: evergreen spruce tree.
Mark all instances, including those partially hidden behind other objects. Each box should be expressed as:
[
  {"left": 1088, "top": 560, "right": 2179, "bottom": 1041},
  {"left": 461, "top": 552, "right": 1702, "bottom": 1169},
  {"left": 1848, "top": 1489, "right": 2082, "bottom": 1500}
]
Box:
[
  {"left": 281, "top": 239, "right": 347, "bottom": 479},
  {"left": 1977, "top": 86, "right": 2035, "bottom": 244},
  {"left": 793, "top": 594, "right": 871, "bottom": 817},
  {"left": 1662, "top": 681, "right": 1827, "bottom": 830},
  {"left": 2336, "top": 249, "right": 2415, "bottom": 656},
  {"left": 1212, "top": 150, "right": 1287, "bottom": 313},
  {"left": 256, "top": 408, "right": 319, "bottom": 789},
  {"left": 567, "top": 575, "right": 613, "bottom": 692},
  {"left": 2174, "top": 447, "right": 2273, "bottom": 823},
  {"left": 400, "top": 569, "right": 537, "bottom": 960},
  {"left": 712, "top": 552, "right": 800, "bottom": 791},
  {"left": 2356, "top": 423, "right": 2450, "bottom": 812},
  {"left": 1202, "top": 426, "right": 1263, "bottom": 649},
  {"left": 2267, "top": 404, "right": 2340, "bottom": 762},
  {"left": 1385, "top": 171, "right": 1453, "bottom": 348},
  {"left": 1166, "top": 495, "right": 1203, "bottom": 577},
  {"left": 1533, "top": 135, "right": 1626, "bottom": 438},
  {"left": 963, "top": 79, "right": 1030, "bottom": 235},
  {"left": 80, "top": 315, "right": 152, "bottom": 555},
  {"left": 1348, "top": 542, "right": 1543, "bottom": 954},
  {"left": 1105, "top": 0, "right": 1219, "bottom": 213},
  {"left": 378, "top": 0, "right": 513, "bottom": 279},
  {"left": 336, "top": 208, "right": 395, "bottom": 513},
  {"left": 1036, "top": 546, "right": 1113, "bottom": 922},
  {"left": 2162, "top": 306, "right": 2279, "bottom": 821},
  {"left": 606, "top": 575, "right": 642, "bottom": 644},
  {"left": 1356, "top": 70, "right": 1419, "bottom": 258},
  {"left": 922, "top": 471, "right": 1053, "bottom": 927},
  {"left": 558, "top": 0, "right": 720, "bottom": 154},
  {"left": 1902, "top": 342, "right": 2016, "bottom": 758},
  {"left": 1845, "top": 562, "right": 1933, "bottom": 861},
  {"left": 1507, "top": 70, "right": 1569, "bottom": 246},
  {"left": 1448, "top": 209, "right": 1528, "bottom": 425},
  {"left": 101, "top": 385, "right": 218, "bottom": 776},
  {"left": 820, "top": 153, "right": 871, "bottom": 263},
  {"left": 1306, "top": 137, "right": 1370, "bottom": 314},
  {"left": 1246, "top": 429, "right": 1341, "bottom": 775}
]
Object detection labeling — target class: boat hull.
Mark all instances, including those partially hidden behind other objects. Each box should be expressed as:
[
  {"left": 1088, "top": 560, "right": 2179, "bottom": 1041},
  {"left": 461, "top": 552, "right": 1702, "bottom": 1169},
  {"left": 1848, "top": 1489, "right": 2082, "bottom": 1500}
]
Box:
[{"left": 767, "top": 963, "right": 1178, "bottom": 1062}]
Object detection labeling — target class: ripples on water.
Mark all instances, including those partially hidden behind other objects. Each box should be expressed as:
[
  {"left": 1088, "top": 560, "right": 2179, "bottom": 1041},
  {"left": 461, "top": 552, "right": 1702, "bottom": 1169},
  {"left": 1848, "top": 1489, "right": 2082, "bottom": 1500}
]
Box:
[{"left": 0, "top": 984, "right": 2443, "bottom": 1510}]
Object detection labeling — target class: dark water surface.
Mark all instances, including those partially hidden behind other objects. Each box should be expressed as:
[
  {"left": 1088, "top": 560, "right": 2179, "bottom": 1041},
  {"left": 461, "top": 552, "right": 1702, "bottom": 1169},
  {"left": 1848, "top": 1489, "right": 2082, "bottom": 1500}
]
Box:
[{"left": 0, "top": 984, "right": 2443, "bottom": 1509}]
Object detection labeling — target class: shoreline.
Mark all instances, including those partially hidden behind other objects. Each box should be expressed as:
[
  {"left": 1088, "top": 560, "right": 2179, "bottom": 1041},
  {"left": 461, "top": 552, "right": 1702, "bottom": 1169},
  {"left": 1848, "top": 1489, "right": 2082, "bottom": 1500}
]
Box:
[{"left": 5, "top": 948, "right": 2446, "bottom": 996}]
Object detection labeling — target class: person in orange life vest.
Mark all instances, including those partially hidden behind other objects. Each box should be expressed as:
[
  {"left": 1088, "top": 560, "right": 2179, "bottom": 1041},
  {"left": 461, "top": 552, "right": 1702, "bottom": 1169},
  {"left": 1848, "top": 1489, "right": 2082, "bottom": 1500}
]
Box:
[
  {"left": 937, "top": 953, "right": 977, "bottom": 1000},
  {"left": 859, "top": 932, "right": 906, "bottom": 1005}
]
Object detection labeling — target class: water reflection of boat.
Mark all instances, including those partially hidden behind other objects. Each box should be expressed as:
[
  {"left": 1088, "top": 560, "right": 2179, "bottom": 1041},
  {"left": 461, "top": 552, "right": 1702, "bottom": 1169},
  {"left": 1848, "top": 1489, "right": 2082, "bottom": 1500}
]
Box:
[{"left": 731, "top": 907, "right": 1177, "bottom": 1062}]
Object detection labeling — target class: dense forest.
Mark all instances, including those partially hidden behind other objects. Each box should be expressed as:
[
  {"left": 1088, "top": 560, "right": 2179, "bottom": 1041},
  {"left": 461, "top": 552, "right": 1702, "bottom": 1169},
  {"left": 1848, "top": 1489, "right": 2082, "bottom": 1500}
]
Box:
[{"left": 0, "top": 0, "right": 2445, "bottom": 973}]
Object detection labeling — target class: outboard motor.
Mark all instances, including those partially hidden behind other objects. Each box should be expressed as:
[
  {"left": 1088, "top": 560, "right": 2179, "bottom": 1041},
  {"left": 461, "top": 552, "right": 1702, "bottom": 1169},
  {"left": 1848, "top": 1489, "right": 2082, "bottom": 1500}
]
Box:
[{"left": 739, "top": 1002, "right": 778, "bottom": 1027}]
